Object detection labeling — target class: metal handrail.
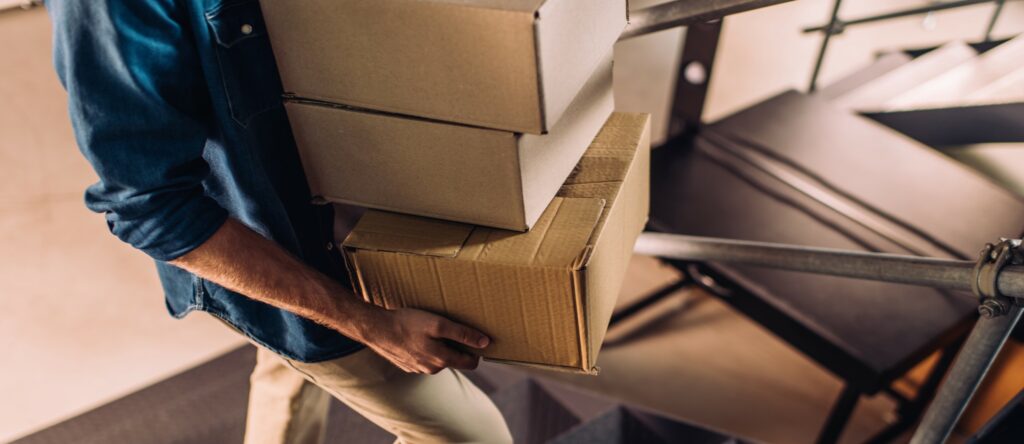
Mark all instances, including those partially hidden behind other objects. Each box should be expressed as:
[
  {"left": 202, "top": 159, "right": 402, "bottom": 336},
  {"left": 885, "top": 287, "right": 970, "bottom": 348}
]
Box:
[{"left": 635, "top": 233, "right": 1024, "bottom": 297}]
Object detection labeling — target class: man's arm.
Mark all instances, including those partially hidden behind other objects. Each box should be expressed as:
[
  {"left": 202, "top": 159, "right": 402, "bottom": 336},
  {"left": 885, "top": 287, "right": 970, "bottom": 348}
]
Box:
[
  {"left": 171, "top": 219, "right": 490, "bottom": 373},
  {"left": 48, "top": 0, "right": 487, "bottom": 374}
]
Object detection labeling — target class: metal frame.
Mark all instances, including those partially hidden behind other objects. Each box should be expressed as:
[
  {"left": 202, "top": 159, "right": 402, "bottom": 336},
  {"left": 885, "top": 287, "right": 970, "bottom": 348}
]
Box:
[
  {"left": 631, "top": 246, "right": 972, "bottom": 443},
  {"left": 803, "top": 0, "right": 1012, "bottom": 91},
  {"left": 632, "top": 234, "right": 1024, "bottom": 443}
]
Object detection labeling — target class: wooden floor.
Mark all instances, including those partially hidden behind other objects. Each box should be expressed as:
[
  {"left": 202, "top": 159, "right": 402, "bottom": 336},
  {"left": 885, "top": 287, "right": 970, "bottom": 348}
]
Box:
[{"left": 3, "top": 1, "right": 1024, "bottom": 442}]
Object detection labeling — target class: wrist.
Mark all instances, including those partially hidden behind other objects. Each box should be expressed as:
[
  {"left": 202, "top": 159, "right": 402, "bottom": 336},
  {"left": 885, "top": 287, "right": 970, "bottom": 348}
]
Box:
[
  {"left": 313, "top": 275, "right": 389, "bottom": 342},
  {"left": 344, "top": 301, "right": 391, "bottom": 343}
]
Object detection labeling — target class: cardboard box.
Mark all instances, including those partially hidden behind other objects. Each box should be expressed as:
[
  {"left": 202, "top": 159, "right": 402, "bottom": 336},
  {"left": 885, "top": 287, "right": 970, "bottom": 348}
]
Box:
[
  {"left": 288, "top": 56, "right": 615, "bottom": 231},
  {"left": 259, "top": 0, "right": 627, "bottom": 134},
  {"left": 341, "top": 113, "right": 651, "bottom": 373}
]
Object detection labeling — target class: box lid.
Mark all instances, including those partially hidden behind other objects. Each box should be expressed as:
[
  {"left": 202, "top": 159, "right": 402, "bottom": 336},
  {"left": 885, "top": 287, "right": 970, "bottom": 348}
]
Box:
[
  {"left": 260, "top": 0, "right": 626, "bottom": 133},
  {"left": 345, "top": 197, "right": 606, "bottom": 269}
]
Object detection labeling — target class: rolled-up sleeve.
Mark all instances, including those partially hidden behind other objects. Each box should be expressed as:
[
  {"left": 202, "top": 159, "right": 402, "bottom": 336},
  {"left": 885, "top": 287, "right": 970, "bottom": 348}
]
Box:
[{"left": 49, "top": 0, "right": 228, "bottom": 262}]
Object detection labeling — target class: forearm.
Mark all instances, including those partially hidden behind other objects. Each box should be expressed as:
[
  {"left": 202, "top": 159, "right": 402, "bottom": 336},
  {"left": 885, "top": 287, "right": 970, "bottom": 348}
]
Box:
[{"left": 170, "top": 218, "right": 379, "bottom": 342}]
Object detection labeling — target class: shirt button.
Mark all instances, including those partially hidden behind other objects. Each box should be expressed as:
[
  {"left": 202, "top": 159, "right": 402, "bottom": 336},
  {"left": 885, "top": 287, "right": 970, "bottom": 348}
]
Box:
[{"left": 241, "top": 24, "right": 254, "bottom": 35}]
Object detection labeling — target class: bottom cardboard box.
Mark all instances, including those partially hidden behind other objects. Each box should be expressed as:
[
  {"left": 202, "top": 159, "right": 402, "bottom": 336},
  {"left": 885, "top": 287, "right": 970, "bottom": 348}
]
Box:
[{"left": 341, "top": 113, "right": 650, "bottom": 374}]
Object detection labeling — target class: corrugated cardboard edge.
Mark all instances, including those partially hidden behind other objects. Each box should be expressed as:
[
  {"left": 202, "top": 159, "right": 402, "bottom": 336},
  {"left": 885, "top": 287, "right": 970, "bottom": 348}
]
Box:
[
  {"left": 571, "top": 254, "right": 590, "bottom": 372},
  {"left": 484, "top": 356, "right": 600, "bottom": 375},
  {"left": 578, "top": 114, "right": 652, "bottom": 371},
  {"left": 342, "top": 246, "right": 374, "bottom": 306},
  {"left": 529, "top": 15, "right": 548, "bottom": 134}
]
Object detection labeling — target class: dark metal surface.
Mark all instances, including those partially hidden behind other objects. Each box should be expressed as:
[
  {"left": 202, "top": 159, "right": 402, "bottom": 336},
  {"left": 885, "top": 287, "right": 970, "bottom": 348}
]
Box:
[
  {"left": 912, "top": 305, "right": 1024, "bottom": 444},
  {"left": 864, "top": 103, "right": 1024, "bottom": 146},
  {"left": 621, "top": 0, "right": 791, "bottom": 40}
]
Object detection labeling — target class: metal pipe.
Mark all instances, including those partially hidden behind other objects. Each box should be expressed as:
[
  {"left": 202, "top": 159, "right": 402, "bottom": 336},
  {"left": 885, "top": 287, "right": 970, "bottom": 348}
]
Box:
[
  {"left": 808, "top": 0, "right": 843, "bottom": 92},
  {"left": 803, "top": 0, "right": 996, "bottom": 33},
  {"left": 621, "top": 0, "right": 792, "bottom": 40},
  {"left": 984, "top": 0, "right": 1006, "bottom": 41},
  {"left": 910, "top": 305, "right": 1023, "bottom": 444},
  {"left": 633, "top": 233, "right": 1024, "bottom": 298}
]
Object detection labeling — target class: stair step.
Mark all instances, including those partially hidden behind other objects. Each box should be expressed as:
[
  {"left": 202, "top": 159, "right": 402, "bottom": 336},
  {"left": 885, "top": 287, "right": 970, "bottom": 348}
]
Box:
[
  {"left": 551, "top": 405, "right": 744, "bottom": 444},
  {"left": 490, "top": 378, "right": 581, "bottom": 444}
]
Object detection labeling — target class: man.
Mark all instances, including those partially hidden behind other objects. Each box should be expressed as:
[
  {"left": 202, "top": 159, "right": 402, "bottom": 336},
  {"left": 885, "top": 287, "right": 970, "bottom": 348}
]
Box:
[{"left": 47, "top": 1, "right": 513, "bottom": 442}]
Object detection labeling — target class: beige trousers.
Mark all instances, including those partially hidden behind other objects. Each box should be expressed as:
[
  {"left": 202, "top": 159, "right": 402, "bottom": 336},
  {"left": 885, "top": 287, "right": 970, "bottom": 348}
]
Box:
[{"left": 242, "top": 345, "right": 512, "bottom": 444}]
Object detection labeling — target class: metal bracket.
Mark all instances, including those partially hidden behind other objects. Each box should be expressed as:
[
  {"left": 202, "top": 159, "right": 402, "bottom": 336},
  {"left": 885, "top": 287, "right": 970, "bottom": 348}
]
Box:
[
  {"left": 667, "top": 19, "right": 723, "bottom": 139},
  {"left": 972, "top": 238, "right": 1024, "bottom": 318}
]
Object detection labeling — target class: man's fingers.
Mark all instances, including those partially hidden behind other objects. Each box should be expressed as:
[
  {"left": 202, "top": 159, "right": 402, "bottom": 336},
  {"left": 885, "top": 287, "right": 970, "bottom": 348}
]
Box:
[
  {"left": 427, "top": 342, "right": 480, "bottom": 370},
  {"left": 431, "top": 318, "right": 490, "bottom": 349}
]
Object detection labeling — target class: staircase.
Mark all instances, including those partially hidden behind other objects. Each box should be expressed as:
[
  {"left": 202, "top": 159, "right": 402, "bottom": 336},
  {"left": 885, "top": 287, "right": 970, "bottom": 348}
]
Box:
[{"left": 11, "top": 346, "right": 743, "bottom": 444}]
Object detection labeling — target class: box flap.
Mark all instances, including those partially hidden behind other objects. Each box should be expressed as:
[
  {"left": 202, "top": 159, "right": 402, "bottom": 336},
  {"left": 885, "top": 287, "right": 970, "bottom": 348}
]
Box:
[
  {"left": 459, "top": 197, "right": 605, "bottom": 268},
  {"left": 344, "top": 211, "right": 474, "bottom": 258}
]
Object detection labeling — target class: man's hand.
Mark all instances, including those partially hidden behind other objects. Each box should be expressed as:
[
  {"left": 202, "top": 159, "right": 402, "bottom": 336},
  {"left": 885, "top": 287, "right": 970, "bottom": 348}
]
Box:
[
  {"left": 171, "top": 218, "right": 490, "bottom": 375},
  {"left": 362, "top": 308, "right": 491, "bottom": 374}
]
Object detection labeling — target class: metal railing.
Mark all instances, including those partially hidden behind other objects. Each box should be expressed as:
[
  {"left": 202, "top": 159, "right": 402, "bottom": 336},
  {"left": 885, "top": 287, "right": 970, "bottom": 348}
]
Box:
[{"left": 804, "top": 0, "right": 1014, "bottom": 91}]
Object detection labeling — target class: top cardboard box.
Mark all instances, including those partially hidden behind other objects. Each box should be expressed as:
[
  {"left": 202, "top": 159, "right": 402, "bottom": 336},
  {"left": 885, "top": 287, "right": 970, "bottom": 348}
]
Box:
[{"left": 259, "top": 0, "right": 628, "bottom": 134}]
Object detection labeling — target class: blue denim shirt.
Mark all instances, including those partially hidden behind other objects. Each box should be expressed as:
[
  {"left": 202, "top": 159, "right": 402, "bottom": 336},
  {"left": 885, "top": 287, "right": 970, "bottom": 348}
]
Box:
[{"left": 48, "top": 0, "right": 363, "bottom": 362}]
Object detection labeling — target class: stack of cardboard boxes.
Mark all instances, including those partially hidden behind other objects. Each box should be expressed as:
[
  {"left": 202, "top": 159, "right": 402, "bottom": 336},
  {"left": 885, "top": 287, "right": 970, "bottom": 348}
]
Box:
[{"left": 261, "top": 0, "right": 650, "bottom": 374}]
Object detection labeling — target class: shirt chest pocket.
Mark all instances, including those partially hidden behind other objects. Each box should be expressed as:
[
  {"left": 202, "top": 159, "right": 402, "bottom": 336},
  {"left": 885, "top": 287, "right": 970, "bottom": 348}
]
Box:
[{"left": 205, "top": 0, "right": 283, "bottom": 126}]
